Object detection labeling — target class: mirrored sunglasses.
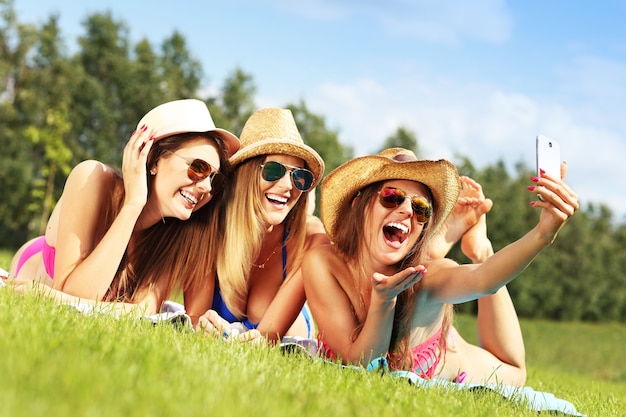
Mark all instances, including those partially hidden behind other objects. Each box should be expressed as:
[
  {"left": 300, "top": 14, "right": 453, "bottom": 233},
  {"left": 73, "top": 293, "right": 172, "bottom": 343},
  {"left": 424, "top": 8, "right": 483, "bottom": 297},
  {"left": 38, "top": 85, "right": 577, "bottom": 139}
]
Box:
[
  {"left": 260, "top": 161, "right": 315, "bottom": 192},
  {"left": 378, "top": 186, "right": 431, "bottom": 223},
  {"left": 166, "top": 151, "right": 221, "bottom": 185}
]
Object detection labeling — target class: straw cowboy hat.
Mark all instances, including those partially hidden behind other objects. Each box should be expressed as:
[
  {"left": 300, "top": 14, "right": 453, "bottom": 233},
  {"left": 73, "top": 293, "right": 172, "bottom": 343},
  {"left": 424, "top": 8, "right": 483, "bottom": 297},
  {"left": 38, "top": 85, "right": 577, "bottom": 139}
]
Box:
[
  {"left": 321, "top": 148, "right": 461, "bottom": 241},
  {"left": 229, "top": 108, "right": 325, "bottom": 189},
  {"left": 136, "top": 99, "right": 240, "bottom": 157}
]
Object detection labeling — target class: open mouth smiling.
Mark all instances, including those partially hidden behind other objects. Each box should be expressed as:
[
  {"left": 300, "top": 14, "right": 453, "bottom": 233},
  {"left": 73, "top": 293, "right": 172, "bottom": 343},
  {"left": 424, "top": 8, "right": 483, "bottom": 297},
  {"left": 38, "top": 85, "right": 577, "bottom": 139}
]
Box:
[
  {"left": 266, "top": 193, "right": 289, "bottom": 207},
  {"left": 180, "top": 190, "right": 199, "bottom": 205},
  {"left": 382, "top": 221, "right": 409, "bottom": 248}
]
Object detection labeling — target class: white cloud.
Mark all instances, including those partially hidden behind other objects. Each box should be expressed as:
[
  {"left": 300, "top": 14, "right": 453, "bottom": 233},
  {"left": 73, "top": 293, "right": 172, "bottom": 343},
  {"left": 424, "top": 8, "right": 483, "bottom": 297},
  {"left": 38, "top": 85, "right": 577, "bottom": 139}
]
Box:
[{"left": 278, "top": 74, "right": 626, "bottom": 220}]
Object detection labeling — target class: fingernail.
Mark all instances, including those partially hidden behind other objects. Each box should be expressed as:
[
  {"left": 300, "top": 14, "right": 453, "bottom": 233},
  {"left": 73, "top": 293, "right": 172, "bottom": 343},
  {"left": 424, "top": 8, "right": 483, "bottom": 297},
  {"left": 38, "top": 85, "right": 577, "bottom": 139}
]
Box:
[
  {"left": 141, "top": 124, "right": 148, "bottom": 132},
  {"left": 149, "top": 135, "right": 154, "bottom": 141},
  {"left": 530, "top": 176, "right": 539, "bottom": 183},
  {"left": 539, "top": 168, "right": 546, "bottom": 175},
  {"left": 527, "top": 186, "right": 536, "bottom": 191}
]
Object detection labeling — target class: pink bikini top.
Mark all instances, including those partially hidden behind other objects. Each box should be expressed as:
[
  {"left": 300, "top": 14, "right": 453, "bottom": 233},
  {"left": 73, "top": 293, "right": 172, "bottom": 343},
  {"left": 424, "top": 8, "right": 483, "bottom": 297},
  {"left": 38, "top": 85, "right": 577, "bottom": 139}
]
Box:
[{"left": 388, "top": 327, "right": 446, "bottom": 379}]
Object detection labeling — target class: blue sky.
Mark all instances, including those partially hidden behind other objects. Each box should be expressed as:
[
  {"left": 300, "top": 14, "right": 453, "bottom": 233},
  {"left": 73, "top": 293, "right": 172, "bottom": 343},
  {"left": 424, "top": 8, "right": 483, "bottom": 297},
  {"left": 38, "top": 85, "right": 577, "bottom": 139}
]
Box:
[{"left": 15, "top": 0, "right": 626, "bottom": 221}]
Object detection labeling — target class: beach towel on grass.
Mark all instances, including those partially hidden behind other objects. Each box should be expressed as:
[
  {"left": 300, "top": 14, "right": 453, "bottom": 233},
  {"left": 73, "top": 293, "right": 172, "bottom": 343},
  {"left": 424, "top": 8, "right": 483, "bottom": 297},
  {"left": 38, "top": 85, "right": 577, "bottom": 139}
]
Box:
[{"left": 280, "top": 338, "right": 586, "bottom": 417}]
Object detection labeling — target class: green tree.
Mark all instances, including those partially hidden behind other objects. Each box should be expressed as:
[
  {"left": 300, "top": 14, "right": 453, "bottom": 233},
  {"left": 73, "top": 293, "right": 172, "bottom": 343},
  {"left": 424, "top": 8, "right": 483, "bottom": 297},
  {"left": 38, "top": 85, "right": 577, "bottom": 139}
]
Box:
[
  {"left": 74, "top": 12, "right": 132, "bottom": 164},
  {"left": 379, "top": 126, "right": 420, "bottom": 156},
  {"left": 158, "top": 31, "right": 202, "bottom": 100},
  {"left": 0, "top": 0, "right": 50, "bottom": 245},
  {"left": 207, "top": 67, "right": 257, "bottom": 136}
]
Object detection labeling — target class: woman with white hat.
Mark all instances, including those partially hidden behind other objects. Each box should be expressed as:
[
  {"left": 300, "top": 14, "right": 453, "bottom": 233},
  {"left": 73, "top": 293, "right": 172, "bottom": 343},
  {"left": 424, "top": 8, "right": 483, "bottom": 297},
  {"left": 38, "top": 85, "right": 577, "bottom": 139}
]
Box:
[
  {"left": 9, "top": 99, "right": 239, "bottom": 315},
  {"left": 186, "top": 107, "right": 327, "bottom": 342},
  {"left": 303, "top": 147, "right": 578, "bottom": 384}
]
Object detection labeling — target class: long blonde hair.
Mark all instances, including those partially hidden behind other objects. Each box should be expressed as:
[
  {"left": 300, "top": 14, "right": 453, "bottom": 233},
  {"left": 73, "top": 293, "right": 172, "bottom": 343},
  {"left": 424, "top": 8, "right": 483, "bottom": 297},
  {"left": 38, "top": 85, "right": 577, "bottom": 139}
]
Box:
[
  {"left": 332, "top": 181, "right": 454, "bottom": 370},
  {"left": 103, "top": 133, "right": 229, "bottom": 304},
  {"left": 215, "top": 155, "right": 309, "bottom": 318}
]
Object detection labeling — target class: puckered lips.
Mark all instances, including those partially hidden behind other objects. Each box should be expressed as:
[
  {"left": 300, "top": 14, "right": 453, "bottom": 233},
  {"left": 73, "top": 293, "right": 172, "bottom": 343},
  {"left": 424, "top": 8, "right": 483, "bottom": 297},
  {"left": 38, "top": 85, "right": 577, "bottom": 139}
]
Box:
[{"left": 382, "top": 221, "right": 409, "bottom": 249}]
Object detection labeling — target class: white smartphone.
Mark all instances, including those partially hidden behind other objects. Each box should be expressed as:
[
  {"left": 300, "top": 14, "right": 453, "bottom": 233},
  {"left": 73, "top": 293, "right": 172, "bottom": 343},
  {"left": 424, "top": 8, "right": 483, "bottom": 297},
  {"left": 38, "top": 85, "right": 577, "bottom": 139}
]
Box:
[{"left": 536, "top": 135, "right": 561, "bottom": 178}]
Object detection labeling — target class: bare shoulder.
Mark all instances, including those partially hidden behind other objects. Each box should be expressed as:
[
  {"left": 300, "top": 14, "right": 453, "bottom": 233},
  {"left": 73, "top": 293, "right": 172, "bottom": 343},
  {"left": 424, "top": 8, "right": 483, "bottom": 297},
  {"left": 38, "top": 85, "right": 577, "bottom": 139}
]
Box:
[
  {"left": 71, "top": 160, "right": 114, "bottom": 176},
  {"left": 304, "top": 242, "right": 333, "bottom": 263},
  {"left": 63, "top": 160, "right": 118, "bottom": 195},
  {"left": 304, "top": 215, "right": 330, "bottom": 248},
  {"left": 306, "top": 215, "right": 326, "bottom": 235},
  {"left": 302, "top": 243, "right": 338, "bottom": 280}
]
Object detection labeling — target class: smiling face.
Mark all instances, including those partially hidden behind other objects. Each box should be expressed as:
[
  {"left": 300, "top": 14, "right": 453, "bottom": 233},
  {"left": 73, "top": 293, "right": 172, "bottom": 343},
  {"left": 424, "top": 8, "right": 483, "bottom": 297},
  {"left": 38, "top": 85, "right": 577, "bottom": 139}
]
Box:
[
  {"left": 259, "top": 154, "right": 305, "bottom": 226},
  {"left": 150, "top": 136, "right": 221, "bottom": 221},
  {"left": 364, "top": 179, "right": 431, "bottom": 267}
]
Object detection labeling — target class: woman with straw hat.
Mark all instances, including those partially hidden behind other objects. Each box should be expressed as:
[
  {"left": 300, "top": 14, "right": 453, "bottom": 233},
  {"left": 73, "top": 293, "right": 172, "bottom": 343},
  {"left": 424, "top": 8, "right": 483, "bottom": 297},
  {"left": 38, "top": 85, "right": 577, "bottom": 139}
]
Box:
[
  {"left": 302, "top": 147, "right": 578, "bottom": 384},
  {"left": 9, "top": 99, "right": 239, "bottom": 315},
  {"left": 186, "top": 107, "right": 327, "bottom": 342}
]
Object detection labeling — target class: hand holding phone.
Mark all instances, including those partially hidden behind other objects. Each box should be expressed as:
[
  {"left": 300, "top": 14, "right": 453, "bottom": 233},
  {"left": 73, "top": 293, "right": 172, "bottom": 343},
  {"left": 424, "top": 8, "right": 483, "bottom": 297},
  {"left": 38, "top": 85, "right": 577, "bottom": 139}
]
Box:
[{"left": 536, "top": 135, "right": 561, "bottom": 178}]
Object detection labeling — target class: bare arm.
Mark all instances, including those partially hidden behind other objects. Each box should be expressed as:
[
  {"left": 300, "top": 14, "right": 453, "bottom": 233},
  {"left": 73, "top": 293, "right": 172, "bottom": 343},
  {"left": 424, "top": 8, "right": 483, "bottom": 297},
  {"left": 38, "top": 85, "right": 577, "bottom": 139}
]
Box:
[
  {"left": 10, "top": 279, "right": 152, "bottom": 316},
  {"left": 257, "top": 217, "right": 330, "bottom": 341},
  {"left": 184, "top": 275, "right": 218, "bottom": 329},
  {"left": 257, "top": 269, "right": 307, "bottom": 342},
  {"left": 54, "top": 130, "right": 153, "bottom": 299},
  {"left": 424, "top": 164, "right": 578, "bottom": 304}
]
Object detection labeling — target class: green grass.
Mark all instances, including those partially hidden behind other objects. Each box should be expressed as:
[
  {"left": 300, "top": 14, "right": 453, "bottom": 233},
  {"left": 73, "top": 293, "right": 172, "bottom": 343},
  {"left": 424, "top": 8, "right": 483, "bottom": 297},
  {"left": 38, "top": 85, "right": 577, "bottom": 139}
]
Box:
[
  {"left": 1, "top": 248, "right": 624, "bottom": 416},
  {"left": 1, "top": 248, "right": 12, "bottom": 274}
]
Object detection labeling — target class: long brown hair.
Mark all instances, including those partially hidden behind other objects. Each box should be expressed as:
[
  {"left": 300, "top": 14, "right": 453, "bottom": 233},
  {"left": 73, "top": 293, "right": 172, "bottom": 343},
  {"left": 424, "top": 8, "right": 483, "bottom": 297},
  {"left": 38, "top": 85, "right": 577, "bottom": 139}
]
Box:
[
  {"left": 332, "top": 181, "right": 454, "bottom": 370},
  {"left": 103, "top": 132, "right": 229, "bottom": 304}
]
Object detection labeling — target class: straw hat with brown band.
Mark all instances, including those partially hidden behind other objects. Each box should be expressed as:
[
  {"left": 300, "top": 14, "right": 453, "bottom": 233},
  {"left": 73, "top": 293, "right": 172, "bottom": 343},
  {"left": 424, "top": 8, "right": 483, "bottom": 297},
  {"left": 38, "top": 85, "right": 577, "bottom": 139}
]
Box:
[
  {"left": 321, "top": 148, "right": 461, "bottom": 241},
  {"left": 229, "top": 108, "right": 325, "bottom": 189}
]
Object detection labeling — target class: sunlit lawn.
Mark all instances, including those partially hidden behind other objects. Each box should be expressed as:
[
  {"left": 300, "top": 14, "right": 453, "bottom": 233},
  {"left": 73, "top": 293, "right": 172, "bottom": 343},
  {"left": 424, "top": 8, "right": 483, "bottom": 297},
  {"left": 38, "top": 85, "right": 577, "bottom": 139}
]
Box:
[{"left": 1, "top": 249, "right": 623, "bottom": 416}]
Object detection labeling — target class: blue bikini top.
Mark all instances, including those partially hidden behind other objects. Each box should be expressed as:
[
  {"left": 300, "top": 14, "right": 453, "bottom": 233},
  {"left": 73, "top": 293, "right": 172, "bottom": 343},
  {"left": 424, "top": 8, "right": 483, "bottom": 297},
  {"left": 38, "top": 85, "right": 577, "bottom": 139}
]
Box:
[{"left": 212, "top": 228, "right": 288, "bottom": 329}]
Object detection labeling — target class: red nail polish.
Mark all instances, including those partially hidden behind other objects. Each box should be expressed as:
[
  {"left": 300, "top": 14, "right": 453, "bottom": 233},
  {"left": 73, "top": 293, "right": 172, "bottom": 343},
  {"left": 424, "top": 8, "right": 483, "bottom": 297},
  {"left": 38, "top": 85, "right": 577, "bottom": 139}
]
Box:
[
  {"left": 539, "top": 168, "right": 545, "bottom": 175},
  {"left": 149, "top": 135, "right": 154, "bottom": 141},
  {"left": 142, "top": 125, "right": 148, "bottom": 132},
  {"left": 527, "top": 186, "right": 536, "bottom": 191},
  {"left": 530, "top": 201, "right": 536, "bottom": 206},
  {"left": 530, "top": 177, "right": 539, "bottom": 183}
]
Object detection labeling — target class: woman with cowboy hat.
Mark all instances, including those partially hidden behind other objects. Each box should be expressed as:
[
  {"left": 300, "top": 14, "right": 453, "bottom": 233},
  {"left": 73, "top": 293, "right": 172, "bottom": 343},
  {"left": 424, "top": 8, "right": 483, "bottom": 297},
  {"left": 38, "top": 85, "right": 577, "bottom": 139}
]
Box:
[
  {"left": 9, "top": 99, "right": 239, "bottom": 315},
  {"left": 185, "top": 107, "right": 327, "bottom": 342},
  {"left": 302, "top": 147, "right": 578, "bottom": 384}
]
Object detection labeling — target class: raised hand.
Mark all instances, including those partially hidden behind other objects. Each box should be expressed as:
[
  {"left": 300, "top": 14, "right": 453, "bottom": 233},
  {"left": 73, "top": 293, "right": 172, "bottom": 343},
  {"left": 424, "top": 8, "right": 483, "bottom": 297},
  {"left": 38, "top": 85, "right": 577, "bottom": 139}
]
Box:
[
  {"left": 121, "top": 125, "right": 154, "bottom": 210},
  {"left": 528, "top": 162, "right": 579, "bottom": 244}
]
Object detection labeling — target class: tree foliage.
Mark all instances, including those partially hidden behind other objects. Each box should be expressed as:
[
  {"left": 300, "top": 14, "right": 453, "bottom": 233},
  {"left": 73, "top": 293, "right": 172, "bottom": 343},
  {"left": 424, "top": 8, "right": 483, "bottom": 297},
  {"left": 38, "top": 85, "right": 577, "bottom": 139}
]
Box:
[
  {"left": 379, "top": 126, "right": 419, "bottom": 156},
  {"left": 0, "top": 1, "right": 624, "bottom": 322}
]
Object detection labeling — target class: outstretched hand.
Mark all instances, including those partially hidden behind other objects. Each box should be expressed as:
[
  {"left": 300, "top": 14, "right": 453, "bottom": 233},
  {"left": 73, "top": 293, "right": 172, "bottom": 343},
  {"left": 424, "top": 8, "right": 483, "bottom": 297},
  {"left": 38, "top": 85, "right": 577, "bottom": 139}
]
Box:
[
  {"left": 529, "top": 162, "right": 579, "bottom": 244},
  {"left": 371, "top": 266, "right": 426, "bottom": 302},
  {"left": 121, "top": 124, "right": 154, "bottom": 209}
]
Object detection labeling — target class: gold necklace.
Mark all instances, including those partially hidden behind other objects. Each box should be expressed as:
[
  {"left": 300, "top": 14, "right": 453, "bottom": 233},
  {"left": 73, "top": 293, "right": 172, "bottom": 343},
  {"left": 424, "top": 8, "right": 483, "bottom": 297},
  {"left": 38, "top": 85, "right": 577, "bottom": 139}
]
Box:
[{"left": 252, "top": 242, "right": 283, "bottom": 269}]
